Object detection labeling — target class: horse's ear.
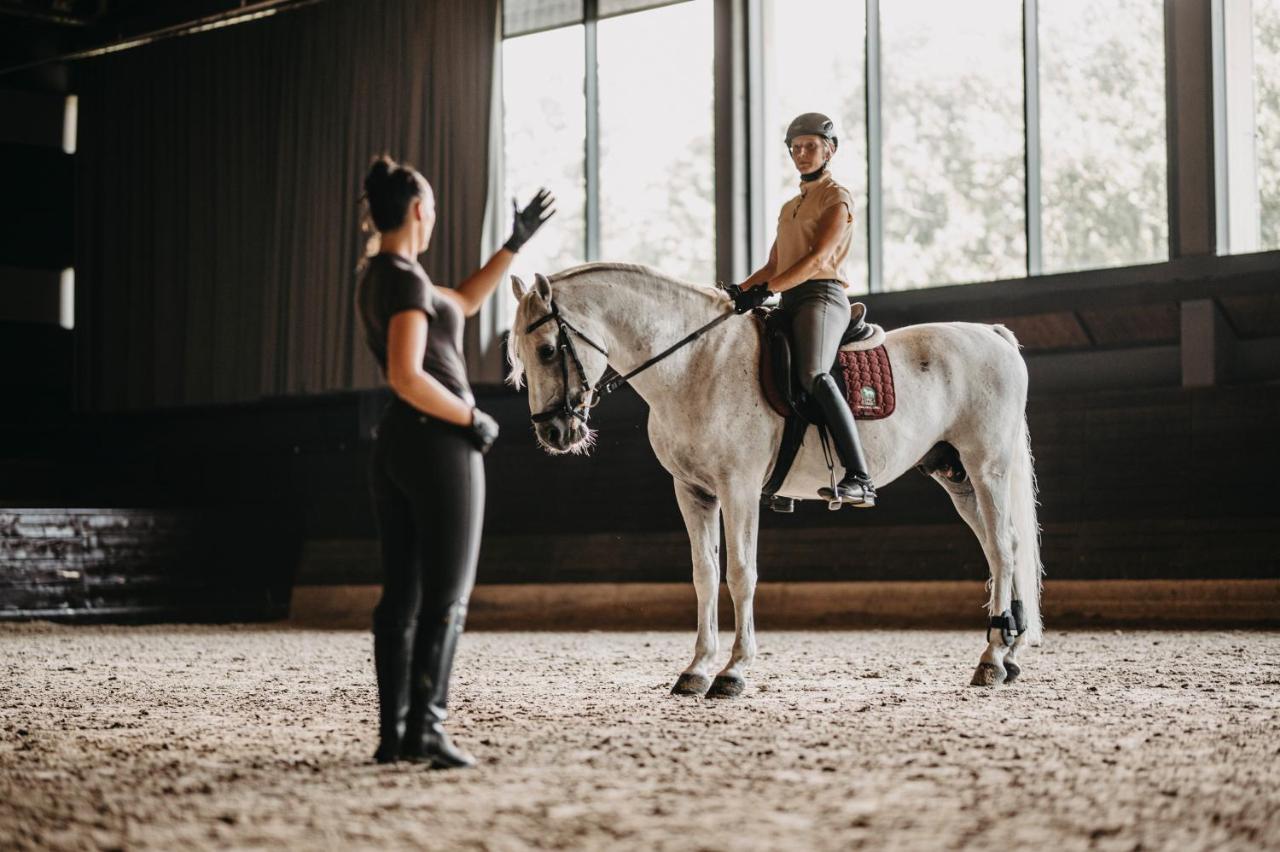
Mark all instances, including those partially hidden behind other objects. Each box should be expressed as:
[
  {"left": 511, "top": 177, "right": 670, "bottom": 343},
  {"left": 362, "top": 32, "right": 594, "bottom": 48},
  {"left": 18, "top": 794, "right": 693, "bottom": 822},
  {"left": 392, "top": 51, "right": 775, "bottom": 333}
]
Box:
[
  {"left": 511, "top": 275, "right": 529, "bottom": 300},
  {"left": 533, "top": 272, "right": 553, "bottom": 302}
]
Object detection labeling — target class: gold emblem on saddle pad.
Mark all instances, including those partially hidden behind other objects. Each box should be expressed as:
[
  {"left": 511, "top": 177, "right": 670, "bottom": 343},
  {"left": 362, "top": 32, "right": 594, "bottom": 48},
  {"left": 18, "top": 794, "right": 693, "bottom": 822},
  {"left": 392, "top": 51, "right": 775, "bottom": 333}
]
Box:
[{"left": 860, "top": 386, "right": 877, "bottom": 408}]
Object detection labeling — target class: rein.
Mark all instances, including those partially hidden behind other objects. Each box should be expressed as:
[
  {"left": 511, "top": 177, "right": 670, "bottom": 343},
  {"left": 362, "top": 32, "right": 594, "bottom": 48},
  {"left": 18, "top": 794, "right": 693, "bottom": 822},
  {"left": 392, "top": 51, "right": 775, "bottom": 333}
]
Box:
[{"left": 524, "top": 299, "right": 737, "bottom": 425}]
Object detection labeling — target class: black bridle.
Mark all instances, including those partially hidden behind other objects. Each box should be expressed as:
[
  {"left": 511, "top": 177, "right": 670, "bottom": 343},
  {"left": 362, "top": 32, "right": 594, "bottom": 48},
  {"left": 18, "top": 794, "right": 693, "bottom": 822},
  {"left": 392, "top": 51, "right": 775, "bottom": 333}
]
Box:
[{"left": 523, "top": 299, "right": 737, "bottom": 426}]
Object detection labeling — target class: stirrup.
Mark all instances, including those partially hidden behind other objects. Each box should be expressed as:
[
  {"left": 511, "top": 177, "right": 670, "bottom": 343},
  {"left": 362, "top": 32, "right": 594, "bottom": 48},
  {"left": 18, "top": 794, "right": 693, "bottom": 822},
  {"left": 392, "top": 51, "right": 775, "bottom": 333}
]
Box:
[{"left": 818, "top": 479, "right": 877, "bottom": 508}]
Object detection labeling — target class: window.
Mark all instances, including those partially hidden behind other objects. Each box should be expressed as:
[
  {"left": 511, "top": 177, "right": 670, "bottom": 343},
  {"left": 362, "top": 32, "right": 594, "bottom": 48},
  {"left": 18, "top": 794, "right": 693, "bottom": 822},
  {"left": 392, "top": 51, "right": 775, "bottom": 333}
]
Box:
[
  {"left": 501, "top": 0, "right": 714, "bottom": 287},
  {"left": 597, "top": 0, "right": 715, "bottom": 282},
  {"left": 761, "top": 0, "right": 868, "bottom": 293},
  {"left": 500, "top": 0, "right": 1182, "bottom": 322},
  {"left": 502, "top": 25, "right": 588, "bottom": 291},
  {"left": 1214, "top": 0, "right": 1280, "bottom": 254},
  {"left": 880, "top": 0, "right": 1026, "bottom": 290},
  {"left": 1256, "top": 0, "right": 1280, "bottom": 249},
  {"left": 1039, "top": 0, "right": 1168, "bottom": 272}
]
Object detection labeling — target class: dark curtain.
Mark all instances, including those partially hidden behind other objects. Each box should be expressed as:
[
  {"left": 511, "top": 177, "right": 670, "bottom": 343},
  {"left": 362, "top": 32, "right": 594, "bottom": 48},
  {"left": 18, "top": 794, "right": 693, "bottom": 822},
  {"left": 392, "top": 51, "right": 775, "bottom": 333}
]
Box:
[{"left": 74, "top": 0, "right": 498, "bottom": 410}]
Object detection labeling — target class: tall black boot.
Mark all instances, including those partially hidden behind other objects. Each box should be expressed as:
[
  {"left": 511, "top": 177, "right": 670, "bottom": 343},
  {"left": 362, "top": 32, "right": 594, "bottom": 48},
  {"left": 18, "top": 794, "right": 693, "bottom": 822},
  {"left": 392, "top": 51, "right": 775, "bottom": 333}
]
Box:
[
  {"left": 401, "top": 601, "right": 475, "bottom": 769},
  {"left": 811, "top": 373, "right": 877, "bottom": 507},
  {"left": 372, "top": 623, "right": 412, "bottom": 764}
]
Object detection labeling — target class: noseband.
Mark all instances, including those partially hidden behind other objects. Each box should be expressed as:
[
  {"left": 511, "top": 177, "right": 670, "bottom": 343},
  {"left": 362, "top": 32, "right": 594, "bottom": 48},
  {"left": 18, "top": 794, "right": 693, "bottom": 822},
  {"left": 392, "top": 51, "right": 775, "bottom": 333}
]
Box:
[{"left": 523, "top": 296, "right": 738, "bottom": 427}]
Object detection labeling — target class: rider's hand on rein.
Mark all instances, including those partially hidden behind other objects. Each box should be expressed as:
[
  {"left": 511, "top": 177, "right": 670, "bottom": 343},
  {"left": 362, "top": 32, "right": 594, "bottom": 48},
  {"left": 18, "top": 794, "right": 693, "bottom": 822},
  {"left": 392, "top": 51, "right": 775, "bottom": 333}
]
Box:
[{"left": 727, "top": 283, "right": 772, "bottom": 314}]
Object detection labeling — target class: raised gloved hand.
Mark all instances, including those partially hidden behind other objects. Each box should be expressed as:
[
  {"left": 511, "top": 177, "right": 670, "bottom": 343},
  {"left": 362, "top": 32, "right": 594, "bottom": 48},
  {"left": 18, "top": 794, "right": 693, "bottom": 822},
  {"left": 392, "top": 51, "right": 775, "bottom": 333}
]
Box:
[
  {"left": 727, "top": 283, "right": 772, "bottom": 314},
  {"left": 468, "top": 408, "right": 500, "bottom": 454},
  {"left": 503, "top": 188, "right": 556, "bottom": 253}
]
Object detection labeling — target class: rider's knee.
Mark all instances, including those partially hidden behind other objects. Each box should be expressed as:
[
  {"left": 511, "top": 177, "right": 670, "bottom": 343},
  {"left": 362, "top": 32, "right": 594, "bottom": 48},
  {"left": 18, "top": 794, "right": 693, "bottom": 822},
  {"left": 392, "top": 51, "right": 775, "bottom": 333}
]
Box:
[{"left": 808, "top": 371, "right": 835, "bottom": 395}]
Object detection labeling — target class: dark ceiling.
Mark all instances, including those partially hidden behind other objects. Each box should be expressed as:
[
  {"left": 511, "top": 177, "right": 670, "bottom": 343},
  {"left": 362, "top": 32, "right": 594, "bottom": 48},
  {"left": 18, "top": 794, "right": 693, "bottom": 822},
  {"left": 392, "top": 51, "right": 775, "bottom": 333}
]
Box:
[{"left": 0, "top": 0, "right": 303, "bottom": 86}]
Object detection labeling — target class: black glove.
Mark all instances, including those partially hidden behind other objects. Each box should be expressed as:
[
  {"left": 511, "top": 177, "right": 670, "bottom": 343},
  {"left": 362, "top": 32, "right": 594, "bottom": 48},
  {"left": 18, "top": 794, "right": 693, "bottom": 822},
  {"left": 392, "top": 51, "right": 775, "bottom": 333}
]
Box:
[
  {"left": 727, "top": 283, "right": 771, "bottom": 314},
  {"left": 503, "top": 189, "right": 556, "bottom": 253},
  {"left": 468, "top": 408, "right": 500, "bottom": 454}
]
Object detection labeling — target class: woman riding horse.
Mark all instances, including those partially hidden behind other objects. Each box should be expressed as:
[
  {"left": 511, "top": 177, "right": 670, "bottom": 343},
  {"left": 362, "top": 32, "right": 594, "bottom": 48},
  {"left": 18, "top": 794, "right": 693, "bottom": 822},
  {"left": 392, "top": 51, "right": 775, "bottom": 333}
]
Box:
[{"left": 728, "top": 112, "right": 876, "bottom": 507}]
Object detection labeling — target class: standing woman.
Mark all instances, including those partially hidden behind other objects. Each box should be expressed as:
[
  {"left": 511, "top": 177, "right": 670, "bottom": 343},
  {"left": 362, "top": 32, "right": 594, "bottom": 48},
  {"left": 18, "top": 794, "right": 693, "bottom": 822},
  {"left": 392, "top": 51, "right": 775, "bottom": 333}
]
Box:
[
  {"left": 728, "top": 113, "right": 876, "bottom": 507},
  {"left": 356, "top": 155, "right": 553, "bottom": 767}
]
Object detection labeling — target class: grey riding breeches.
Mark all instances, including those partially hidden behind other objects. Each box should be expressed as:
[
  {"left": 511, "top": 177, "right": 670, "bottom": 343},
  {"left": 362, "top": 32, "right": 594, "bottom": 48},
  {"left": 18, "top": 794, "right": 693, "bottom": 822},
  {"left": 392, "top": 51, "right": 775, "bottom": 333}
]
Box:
[{"left": 779, "top": 279, "right": 850, "bottom": 390}]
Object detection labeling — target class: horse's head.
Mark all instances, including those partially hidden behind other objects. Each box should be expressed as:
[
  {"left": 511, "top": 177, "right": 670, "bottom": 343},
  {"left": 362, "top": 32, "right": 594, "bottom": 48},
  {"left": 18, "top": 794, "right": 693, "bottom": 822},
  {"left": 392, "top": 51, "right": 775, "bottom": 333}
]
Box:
[{"left": 508, "top": 272, "right": 607, "bottom": 455}]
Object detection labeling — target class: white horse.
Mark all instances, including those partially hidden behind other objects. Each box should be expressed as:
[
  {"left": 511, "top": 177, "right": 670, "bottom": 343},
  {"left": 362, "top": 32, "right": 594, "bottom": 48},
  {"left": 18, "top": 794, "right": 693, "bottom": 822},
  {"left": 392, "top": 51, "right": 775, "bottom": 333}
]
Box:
[{"left": 508, "top": 263, "right": 1043, "bottom": 695}]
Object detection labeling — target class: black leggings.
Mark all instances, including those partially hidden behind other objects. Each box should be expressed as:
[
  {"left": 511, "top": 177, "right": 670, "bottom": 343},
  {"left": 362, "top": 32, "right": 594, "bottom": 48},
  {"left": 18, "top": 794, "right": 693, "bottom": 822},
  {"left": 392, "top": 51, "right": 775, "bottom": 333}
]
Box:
[
  {"left": 369, "top": 399, "right": 484, "bottom": 644},
  {"left": 779, "top": 279, "right": 850, "bottom": 391}
]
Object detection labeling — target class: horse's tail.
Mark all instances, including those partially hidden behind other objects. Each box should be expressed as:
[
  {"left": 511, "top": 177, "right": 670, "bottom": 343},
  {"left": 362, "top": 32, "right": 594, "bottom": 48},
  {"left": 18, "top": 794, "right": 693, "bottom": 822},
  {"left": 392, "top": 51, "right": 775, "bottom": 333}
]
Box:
[{"left": 1008, "top": 414, "right": 1044, "bottom": 645}]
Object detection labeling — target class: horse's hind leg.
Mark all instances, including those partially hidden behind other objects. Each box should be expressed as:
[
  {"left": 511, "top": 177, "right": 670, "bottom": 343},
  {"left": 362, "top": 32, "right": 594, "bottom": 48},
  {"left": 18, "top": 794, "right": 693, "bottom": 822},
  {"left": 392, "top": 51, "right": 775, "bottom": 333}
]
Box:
[
  {"left": 934, "top": 470, "right": 1032, "bottom": 684},
  {"left": 933, "top": 474, "right": 1016, "bottom": 684},
  {"left": 965, "top": 465, "right": 1021, "bottom": 687},
  {"left": 671, "top": 480, "right": 721, "bottom": 697},
  {"left": 706, "top": 486, "right": 760, "bottom": 699}
]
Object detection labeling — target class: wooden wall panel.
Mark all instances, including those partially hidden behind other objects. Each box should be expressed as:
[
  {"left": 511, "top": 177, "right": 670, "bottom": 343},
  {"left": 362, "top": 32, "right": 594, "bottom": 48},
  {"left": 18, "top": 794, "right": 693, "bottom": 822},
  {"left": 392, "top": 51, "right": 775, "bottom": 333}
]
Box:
[{"left": 1, "top": 508, "right": 297, "bottom": 621}]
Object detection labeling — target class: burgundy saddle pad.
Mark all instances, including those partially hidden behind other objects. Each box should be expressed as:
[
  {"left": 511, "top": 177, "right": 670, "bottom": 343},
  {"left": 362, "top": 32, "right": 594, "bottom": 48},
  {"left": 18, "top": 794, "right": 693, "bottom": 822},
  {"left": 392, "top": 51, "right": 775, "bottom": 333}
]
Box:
[{"left": 838, "top": 345, "right": 896, "bottom": 420}]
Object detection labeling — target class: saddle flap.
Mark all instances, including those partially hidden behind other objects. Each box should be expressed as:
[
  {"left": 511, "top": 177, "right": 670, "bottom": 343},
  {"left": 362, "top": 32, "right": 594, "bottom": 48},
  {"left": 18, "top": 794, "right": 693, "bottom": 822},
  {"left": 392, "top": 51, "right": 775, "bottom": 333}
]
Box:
[{"left": 756, "top": 311, "right": 794, "bottom": 419}]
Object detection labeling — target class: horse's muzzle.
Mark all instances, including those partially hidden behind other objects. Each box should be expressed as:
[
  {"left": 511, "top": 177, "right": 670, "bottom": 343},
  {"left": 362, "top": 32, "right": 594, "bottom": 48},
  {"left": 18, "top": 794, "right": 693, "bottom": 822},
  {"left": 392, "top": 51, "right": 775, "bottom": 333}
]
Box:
[{"left": 533, "top": 417, "right": 588, "bottom": 454}]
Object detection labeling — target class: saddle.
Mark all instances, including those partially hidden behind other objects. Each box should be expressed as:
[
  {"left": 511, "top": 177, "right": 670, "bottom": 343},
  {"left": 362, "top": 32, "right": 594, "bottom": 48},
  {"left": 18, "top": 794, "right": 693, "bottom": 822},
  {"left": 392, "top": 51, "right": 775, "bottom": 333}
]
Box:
[
  {"left": 756, "top": 301, "right": 895, "bottom": 423},
  {"left": 755, "top": 301, "right": 897, "bottom": 502}
]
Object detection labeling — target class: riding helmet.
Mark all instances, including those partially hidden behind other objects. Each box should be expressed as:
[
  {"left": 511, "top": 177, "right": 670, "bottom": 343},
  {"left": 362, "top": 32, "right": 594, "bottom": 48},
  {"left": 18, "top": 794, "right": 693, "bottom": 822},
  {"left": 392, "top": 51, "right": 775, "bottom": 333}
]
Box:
[{"left": 784, "top": 112, "right": 839, "bottom": 151}]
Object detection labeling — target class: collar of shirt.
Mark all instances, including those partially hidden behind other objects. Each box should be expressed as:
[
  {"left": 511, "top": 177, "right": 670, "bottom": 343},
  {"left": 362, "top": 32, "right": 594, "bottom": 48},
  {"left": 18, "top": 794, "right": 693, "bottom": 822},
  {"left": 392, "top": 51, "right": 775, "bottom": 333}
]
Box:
[{"left": 798, "top": 170, "right": 834, "bottom": 196}]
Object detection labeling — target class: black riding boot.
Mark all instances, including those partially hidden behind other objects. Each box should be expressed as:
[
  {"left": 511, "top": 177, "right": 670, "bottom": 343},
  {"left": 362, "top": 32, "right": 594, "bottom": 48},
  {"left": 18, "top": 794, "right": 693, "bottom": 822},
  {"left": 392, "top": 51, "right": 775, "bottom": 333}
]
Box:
[
  {"left": 401, "top": 601, "right": 475, "bottom": 769},
  {"left": 372, "top": 625, "right": 412, "bottom": 764},
  {"left": 811, "top": 373, "right": 877, "bottom": 507}
]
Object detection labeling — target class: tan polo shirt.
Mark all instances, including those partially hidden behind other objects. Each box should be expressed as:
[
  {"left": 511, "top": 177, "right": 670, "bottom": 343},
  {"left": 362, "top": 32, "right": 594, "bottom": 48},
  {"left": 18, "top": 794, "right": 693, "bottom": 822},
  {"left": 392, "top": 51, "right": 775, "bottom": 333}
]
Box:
[{"left": 775, "top": 171, "right": 855, "bottom": 288}]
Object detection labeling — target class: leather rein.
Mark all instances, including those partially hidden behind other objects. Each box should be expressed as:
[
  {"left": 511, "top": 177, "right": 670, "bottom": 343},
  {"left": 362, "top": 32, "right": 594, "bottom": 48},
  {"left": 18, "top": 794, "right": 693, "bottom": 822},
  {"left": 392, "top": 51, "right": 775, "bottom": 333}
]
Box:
[{"left": 523, "top": 299, "right": 737, "bottom": 425}]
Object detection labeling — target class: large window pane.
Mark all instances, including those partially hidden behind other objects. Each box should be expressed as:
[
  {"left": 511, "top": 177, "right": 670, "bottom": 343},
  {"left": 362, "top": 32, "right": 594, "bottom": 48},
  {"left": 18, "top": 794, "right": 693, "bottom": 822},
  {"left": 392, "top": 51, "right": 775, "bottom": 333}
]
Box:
[
  {"left": 1039, "top": 0, "right": 1167, "bottom": 273},
  {"left": 502, "top": 26, "right": 587, "bottom": 287},
  {"left": 597, "top": 0, "right": 715, "bottom": 282},
  {"left": 1257, "top": 0, "right": 1280, "bottom": 249},
  {"left": 881, "top": 0, "right": 1025, "bottom": 290},
  {"left": 762, "top": 0, "right": 867, "bottom": 293}
]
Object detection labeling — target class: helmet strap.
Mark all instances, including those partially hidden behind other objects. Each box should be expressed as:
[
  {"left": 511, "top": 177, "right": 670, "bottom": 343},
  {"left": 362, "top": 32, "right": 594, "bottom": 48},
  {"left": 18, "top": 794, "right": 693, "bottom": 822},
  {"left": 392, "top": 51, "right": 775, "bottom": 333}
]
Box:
[{"left": 800, "top": 162, "right": 828, "bottom": 182}]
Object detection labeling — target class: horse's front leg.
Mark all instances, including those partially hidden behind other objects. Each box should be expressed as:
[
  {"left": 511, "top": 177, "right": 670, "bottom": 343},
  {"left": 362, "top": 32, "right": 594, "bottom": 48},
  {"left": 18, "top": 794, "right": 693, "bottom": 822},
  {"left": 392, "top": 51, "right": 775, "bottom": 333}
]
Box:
[
  {"left": 706, "top": 483, "right": 760, "bottom": 699},
  {"left": 670, "top": 479, "right": 721, "bottom": 696}
]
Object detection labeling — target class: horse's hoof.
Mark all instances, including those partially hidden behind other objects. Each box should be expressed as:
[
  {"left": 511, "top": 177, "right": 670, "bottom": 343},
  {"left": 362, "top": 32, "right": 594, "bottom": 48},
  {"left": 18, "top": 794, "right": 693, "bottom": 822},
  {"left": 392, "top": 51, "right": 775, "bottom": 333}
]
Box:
[
  {"left": 671, "top": 673, "right": 712, "bottom": 696},
  {"left": 706, "top": 674, "right": 746, "bottom": 699},
  {"left": 969, "top": 662, "right": 1007, "bottom": 687},
  {"left": 1003, "top": 660, "right": 1021, "bottom": 684}
]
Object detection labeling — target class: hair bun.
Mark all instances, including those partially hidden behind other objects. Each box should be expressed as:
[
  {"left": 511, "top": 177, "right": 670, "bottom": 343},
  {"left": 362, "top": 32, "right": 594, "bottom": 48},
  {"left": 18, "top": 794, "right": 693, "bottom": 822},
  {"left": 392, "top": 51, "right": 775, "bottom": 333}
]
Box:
[
  {"left": 364, "top": 155, "right": 396, "bottom": 196},
  {"left": 362, "top": 153, "right": 428, "bottom": 234}
]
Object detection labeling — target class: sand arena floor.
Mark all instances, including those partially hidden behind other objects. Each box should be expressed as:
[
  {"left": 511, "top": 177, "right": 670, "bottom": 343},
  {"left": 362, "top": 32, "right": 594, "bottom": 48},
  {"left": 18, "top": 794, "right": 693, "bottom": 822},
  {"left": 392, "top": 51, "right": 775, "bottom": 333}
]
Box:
[{"left": 1, "top": 625, "right": 1277, "bottom": 851}]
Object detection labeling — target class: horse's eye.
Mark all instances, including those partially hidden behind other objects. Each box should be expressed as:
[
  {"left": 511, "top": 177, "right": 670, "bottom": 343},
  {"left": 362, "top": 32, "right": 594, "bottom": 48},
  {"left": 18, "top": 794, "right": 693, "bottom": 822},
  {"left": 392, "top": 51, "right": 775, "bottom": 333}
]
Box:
[{"left": 537, "top": 344, "right": 556, "bottom": 362}]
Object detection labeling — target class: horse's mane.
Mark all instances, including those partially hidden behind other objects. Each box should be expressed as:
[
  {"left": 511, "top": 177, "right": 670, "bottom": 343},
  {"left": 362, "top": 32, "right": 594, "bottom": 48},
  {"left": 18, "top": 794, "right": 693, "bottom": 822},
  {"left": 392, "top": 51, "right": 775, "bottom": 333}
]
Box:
[
  {"left": 507, "top": 262, "right": 722, "bottom": 388},
  {"left": 549, "top": 261, "right": 718, "bottom": 295},
  {"left": 549, "top": 261, "right": 655, "bottom": 283}
]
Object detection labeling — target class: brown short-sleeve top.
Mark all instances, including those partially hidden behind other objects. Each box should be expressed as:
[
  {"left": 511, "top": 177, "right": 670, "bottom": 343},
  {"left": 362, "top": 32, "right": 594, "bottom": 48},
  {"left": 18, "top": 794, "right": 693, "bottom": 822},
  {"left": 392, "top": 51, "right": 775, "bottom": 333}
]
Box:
[
  {"left": 775, "top": 171, "right": 855, "bottom": 288},
  {"left": 356, "top": 253, "right": 473, "bottom": 406}
]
